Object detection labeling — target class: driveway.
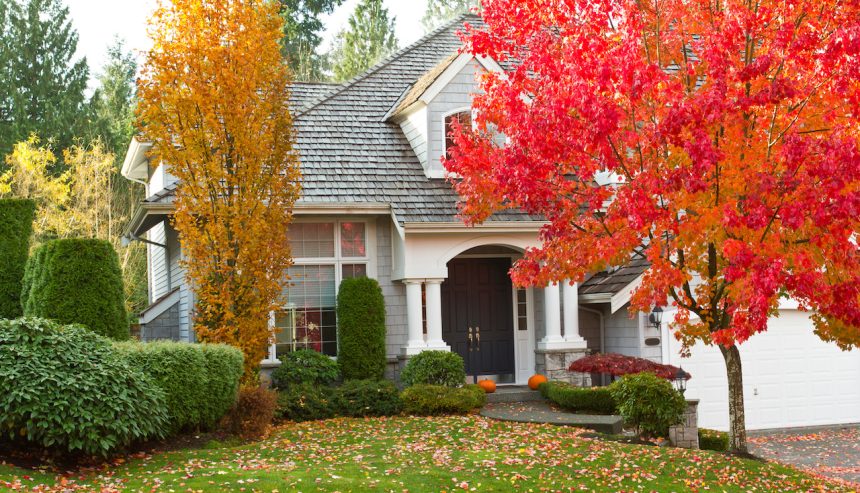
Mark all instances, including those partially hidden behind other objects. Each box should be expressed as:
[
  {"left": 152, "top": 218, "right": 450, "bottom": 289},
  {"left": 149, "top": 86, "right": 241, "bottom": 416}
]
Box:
[{"left": 748, "top": 425, "right": 860, "bottom": 486}]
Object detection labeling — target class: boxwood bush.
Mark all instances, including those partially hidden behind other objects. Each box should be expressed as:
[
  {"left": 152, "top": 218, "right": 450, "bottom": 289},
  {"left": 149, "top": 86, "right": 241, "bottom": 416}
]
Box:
[
  {"left": 334, "top": 379, "right": 402, "bottom": 417},
  {"left": 400, "top": 351, "right": 466, "bottom": 387},
  {"left": 401, "top": 384, "right": 486, "bottom": 415},
  {"left": 0, "top": 318, "right": 167, "bottom": 456},
  {"left": 115, "top": 341, "right": 243, "bottom": 433},
  {"left": 22, "top": 239, "right": 129, "bottom": 340},
  {"left": 271, "top": 349, "right": 339, "bottom": 390},
  {"left": 337, "top": 277, "right": 386, "bottom": 380},
  {"left": 539, "top": 381, "right": 617, "bottom": 414},
  {"left": 0, "top": 199, "right": 35, "bottom": 319},
  {"left": 609, "top": 372, "right": 687, "bottom": 438},
  {"left": 699, "top": 428, "right": 729, "bottom": 452},
  {"left": 275, "top": 384, "right": 337, "bottom": 422}
]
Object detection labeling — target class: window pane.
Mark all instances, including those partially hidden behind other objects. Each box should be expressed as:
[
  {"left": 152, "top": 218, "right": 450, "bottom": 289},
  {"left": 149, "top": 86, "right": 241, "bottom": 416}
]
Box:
[
  {"left": 340, "top": 222, "right": 366, "bottom": 257},
  {"left": 284, "top": 265, "right": 336, "bottom": 308},
  {"left": 517, "top": 288, "right": 528, "bottom": 331},
  {"left": 342, "top": 263, "right": 367, "bottom": 279},
  {"left": 445, "top": 111, "right": 472, "bottom": 159},
  {"left": 288, "top": 223, "right": 335, "bottom": 258}
]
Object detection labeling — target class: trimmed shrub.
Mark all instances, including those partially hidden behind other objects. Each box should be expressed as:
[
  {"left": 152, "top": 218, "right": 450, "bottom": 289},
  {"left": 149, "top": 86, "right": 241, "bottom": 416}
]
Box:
[
  {"left": 334, "top": 379, "right": 402, "bottom": 417},
  {"left": 275, "top": 384, "right": 337, "bottom": 422},
  {"left": 568, "top": 352, "right": 691, "bottom": 381},
  {"left": 699, "top": 428, "right": 729, "bottom": 452},
  {"left": 22, "top": 239, "right": 129, "bottom": 340},
  {"left": 401, "top": 384, "right": 486, "bottom": 416},
  {"left": 115, "top": 341, "right": 243, "bottom": 433},
  {"left": 271, "top": 349, "right": 339, "bottom": 390},
  {"left": 400, "top": 351, "right": 466, "bottom": 387},
  {"left": 0, "top": 199, "right": 35, "bottom": 319},
  {"left": 337, "top": 277, "right": 386, "bottom": 380},
  {"left": 609, "top": 372, "right": 687, "bottom": 438},
  {"left": 0, "top": 318, "right": 167, "bottom": 456},
  {"left": 199, "top": 344, "right": 245, "bottom": 428},
  {"left": 539, "top": 381, "right": 617, "bottom": 414},
  {"left": 222, "top": 386, "right": 277, "bottom": 440}
]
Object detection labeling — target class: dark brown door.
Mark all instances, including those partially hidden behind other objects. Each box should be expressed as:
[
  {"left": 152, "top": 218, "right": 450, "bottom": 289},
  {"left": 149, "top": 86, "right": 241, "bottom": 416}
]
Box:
[{"left": 441, "top": 258, "right": 515, "bottom": 377}]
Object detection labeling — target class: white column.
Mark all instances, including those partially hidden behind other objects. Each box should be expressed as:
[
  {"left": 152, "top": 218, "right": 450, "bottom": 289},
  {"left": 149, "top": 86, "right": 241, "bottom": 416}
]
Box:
[
  {"left": 403, "top": 280, "right": 427, "bottom": 355},
  {"left": 562, "top": 281, "right": 587, "bottom": 348},
  {"left": 424, "top": 279, "right": 450, "bottom": 351},
  {"left": 538, "top": 282, "right": 566, "bottom": 349}
]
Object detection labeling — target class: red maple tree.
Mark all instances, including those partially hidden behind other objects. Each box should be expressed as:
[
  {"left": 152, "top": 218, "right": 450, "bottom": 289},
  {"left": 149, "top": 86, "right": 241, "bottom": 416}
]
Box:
[{"left": 446, "top": 0, "right": 860, "bottom": 453}]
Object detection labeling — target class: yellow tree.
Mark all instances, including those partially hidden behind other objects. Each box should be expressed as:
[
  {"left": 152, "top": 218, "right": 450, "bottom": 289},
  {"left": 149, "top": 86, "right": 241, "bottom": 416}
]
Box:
[{"left": 137, "top": 0, "right": 301, "bottom": 380}]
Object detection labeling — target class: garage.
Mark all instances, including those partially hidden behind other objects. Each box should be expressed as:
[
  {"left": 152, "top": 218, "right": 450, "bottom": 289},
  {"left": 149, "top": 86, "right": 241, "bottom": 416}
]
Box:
[{"left": 664, "top": 310, "right": 860, "bottom": 431}]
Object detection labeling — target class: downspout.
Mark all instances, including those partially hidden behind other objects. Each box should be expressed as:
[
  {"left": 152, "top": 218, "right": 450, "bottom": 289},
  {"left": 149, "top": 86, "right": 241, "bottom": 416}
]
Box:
[{"left": 578, "top": 305, "right": 607, "bottom": 386}]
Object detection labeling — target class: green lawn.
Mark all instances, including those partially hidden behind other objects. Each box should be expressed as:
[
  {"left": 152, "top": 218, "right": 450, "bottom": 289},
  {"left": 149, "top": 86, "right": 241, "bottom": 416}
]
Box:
[{"left": 0, "top": 415, "right": 851, "bottom": 492}]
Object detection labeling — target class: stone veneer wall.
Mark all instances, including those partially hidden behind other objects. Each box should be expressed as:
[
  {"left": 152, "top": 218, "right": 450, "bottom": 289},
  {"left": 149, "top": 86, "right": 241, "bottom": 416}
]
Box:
[
  {"left": 535, "top": 348, "right": 591, "bottom": 386},
  {"left": 669, "top": 400, "right": 700, "bottom": 449}
]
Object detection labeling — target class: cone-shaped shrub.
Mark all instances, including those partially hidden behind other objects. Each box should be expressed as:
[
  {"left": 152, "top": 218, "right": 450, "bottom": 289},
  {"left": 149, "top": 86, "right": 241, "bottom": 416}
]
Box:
[
  {"left": 336, "top": 277, "right": 386, "bottom": 380},
  {"left": 0, "top": 199, "right": 35, "bottom": 319},
  {"left": 22, "top": 238, "right": 129, "bottom": 339}
]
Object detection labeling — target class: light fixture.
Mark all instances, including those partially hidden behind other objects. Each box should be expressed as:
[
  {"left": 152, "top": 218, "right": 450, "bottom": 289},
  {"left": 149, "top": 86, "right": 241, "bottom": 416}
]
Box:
[{"left": 648, "top": 306, "right": 663, "bottom": 328}]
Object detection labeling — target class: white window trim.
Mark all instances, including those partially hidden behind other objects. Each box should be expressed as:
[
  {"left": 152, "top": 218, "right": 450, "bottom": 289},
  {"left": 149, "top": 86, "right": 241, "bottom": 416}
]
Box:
[{"left": 263, "top": 218, "right": 378, "bottom": 364}]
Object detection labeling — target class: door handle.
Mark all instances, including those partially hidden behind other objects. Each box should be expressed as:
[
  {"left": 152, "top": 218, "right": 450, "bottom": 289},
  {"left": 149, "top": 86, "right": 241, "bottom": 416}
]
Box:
[
  {"left": 468, "top": 327, "right": 473, "bottom": 351},
  {"left": 475, "top": 326, "right": 480, "bottom": 351}
]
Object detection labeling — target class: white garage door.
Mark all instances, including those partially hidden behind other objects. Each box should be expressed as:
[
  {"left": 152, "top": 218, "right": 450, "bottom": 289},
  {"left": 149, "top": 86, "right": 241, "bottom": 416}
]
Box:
[{"left": 665, "top": 310, "right": 860, "bottom": 431}]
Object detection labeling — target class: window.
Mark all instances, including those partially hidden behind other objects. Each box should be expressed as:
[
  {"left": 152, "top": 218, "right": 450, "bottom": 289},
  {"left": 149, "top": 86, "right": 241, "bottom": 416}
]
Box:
[
  {"left": 444, "top": 110, "right": 472, "bottom": 159},
  {"left": 268, "top": 221, "right": 371, "bottom": 360},
  {"left": 516, "top": 288, "right": 528, "bottom": 331}
]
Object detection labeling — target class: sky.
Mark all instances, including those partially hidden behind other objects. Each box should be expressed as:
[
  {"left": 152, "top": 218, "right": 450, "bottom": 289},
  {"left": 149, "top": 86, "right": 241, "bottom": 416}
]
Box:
[{"left": 65, "top": 0, "right": 429, "bottom": 83}]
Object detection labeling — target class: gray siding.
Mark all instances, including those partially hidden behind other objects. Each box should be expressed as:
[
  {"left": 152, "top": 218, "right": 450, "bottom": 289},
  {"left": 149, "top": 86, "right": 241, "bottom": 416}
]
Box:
[
  {"left": 141, "top": 301, "right": 181, "bottom": 341},
  {"left": 165, "top": 226, "right": 193, "bottom": 341},
  {"left": 426, "top": 59, "right": 482, "bottom": 176},
  {"left": 399, "top": 108, "right": 427, "bottom": 169},
  {"left": 148, "top": 221, "right": 169, "bottom": 301},
  {"left": 604, "top": 305, "right": 642, "bottom": 357},
  {"left": 377, "top": 217, "right": 407, "bottom": 356}
]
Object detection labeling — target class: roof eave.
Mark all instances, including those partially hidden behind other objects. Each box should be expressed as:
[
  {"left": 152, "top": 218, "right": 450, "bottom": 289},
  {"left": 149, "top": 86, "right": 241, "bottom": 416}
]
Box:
[{"left": 121, "top": 137, "right": 152, "bottom": 181}]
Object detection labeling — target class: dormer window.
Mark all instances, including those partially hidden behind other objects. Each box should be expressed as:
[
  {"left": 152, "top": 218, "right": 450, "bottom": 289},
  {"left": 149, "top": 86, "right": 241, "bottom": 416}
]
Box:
[{"left": 444, "top": 110, "right": 472, "bottom": 159}]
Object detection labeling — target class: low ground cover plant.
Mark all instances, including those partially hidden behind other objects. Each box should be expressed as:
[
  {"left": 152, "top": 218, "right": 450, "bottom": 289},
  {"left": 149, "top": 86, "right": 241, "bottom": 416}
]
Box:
[
  {"left": 334, "top": 379, "right": 403, "bottom": 417},
  {"left": 0, "top": 318, "right": 167, "bottom": 456},
  {"left": 400, "top": 384, "right": 486, "bottom": 415},
  {"left": 569, "top": 352, "right": 690, "bottom": 381},
  {"left": 699, "top": 428, "right": 730, "bottom": 451},
  {"left": 539, "top": 381, "right": 617, "bottom": 414},
  {"left": 400, "top": 350, "right": 466, "bottom": 387}
]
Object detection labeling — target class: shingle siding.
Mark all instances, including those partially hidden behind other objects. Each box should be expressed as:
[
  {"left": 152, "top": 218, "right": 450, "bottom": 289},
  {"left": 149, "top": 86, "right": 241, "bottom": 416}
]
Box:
[
  {"left": 376, "top": 217, "right": 408, "bottom": 357},
  {"left": 426, "top": 59, "right": 482, "bottom": 177},
  {"left": 604, "top": 306, "right": 642, "bottom": 357}
]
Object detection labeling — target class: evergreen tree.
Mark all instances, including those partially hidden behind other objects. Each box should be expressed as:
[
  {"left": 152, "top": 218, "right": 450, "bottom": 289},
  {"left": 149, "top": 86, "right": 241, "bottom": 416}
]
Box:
[
  {"left": 422, "top": 0, "right": 478, "bottom": 32},
  {"left": 0, "top": 0, "right": 89, "bottom": 165},
  {"left": 86, "top": 39, "right": 137, "bottom": 160},
  {"left": 329, "top": 0, "right": 397, "bottom": 82},
  {"left": 278, "top": 0, "right": 344, "bottom": 82}
]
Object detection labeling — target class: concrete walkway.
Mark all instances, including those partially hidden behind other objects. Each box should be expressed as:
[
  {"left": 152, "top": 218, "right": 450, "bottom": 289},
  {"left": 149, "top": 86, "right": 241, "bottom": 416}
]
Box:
[
  {"left": 749, "top": 425, "right": 860, "bottom": 486},
  {"left": 480, "top": 400, "right": 623, "bottom": 434}
]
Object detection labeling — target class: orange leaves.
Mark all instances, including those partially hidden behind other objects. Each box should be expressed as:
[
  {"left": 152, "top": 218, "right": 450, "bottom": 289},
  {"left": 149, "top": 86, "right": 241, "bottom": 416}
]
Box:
[{"left": 138, "top": 0, "right": 301, "bottom": 381}]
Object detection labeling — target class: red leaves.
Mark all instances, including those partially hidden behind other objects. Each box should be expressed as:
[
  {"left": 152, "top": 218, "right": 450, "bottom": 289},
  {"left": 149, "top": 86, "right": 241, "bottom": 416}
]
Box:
[
  {"left": 568, "top": 353, "right": 690, "bottom": 380},
  {"left": 446, "top": 0, "right": 860, "bottom": 354}
]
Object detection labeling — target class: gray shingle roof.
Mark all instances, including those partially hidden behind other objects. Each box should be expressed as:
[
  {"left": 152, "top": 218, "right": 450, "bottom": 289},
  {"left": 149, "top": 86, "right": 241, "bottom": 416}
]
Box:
[
  {"left": 293, "top": 15, "right": 536, "bottom": 224},
  {"left": 289, "top": 82, "right": 339, "bottom": 112},
  {"left": 580, "top": 257, "right": 650, "bottom": 296}
]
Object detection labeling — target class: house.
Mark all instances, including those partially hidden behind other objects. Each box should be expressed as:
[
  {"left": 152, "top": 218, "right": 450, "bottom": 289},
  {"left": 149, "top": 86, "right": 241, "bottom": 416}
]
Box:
[{"left": 121, "top": 16, "right": 860, "bottom": 431}]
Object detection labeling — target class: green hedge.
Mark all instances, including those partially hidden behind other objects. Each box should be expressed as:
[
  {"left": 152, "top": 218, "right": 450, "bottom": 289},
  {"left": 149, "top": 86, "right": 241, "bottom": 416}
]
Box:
[
  {"left": 115, "top": 341, "right": 243, "bottom": 433},
  {"left": 0, "top": 318, "right": 167, "bottom": 456},
  {"left": 333, "top": 379, "right": 402, "bottom": 417},
  {"left": 699, "top": 428, "right": 729, "bottom": 452},
  {"left": 22, "top": 238, "right": 128, "bottom": 340},
  {"left": 400, "top": 384, "right": 486, "bottom": 416},
  {"left": 539, "top": 381, "right": 617, "bottom": 414},
  {"left": 609, "top": 372, "right": 687, "bottom": 438},
  {"left": 336, "top": 277, "right": 386, "bottom": 380},
  {"left": 0, "top": 199, "right": 35, "bottom": 319},
  {"left": 400, "top": 351, "right": 466, "bottom": 387},
  {"left": 275, "top": 384, "right": 337, "bottom": 422},
  {"left": 271, "top": 349, "right": 339, "bottom": 390}
]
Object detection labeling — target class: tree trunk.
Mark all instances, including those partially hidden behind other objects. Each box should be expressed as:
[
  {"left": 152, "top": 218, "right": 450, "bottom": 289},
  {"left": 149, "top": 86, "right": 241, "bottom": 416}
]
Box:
[{"left": 719, "top": 344, "right": 748, "bottom": 454}]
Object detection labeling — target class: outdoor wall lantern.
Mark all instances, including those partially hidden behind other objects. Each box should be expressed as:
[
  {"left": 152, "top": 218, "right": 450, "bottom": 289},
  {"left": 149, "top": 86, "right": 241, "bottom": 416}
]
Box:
[
  {"left": 674, "top": 366, "right": 688, "bottom": 396},
  {"left": 648, "top": 306, "right": 664, "bottom": 328}
]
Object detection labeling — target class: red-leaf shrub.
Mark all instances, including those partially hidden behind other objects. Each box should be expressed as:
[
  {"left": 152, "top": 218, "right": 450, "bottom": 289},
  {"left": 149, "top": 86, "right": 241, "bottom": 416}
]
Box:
[{"left": 569, "top": 353, "right": 690, "bottom": 381}]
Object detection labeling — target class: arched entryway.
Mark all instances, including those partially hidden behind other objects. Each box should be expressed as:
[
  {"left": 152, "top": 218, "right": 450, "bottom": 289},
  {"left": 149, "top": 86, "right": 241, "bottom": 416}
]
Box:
[{"left": 441, "top": 246, "right": 532, "bottom": 384}]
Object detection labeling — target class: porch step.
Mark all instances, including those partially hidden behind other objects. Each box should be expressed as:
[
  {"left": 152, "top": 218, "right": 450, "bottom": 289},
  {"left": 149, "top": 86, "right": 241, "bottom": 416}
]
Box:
[{"left": 485, "top": 385, "right": 545, "bottom": 403}]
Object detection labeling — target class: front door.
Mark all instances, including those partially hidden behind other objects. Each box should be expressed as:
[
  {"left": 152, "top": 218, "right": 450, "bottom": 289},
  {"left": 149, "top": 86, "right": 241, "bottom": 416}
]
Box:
[{"left": 441, "top": 258, "right": 515, "bottom": 378}]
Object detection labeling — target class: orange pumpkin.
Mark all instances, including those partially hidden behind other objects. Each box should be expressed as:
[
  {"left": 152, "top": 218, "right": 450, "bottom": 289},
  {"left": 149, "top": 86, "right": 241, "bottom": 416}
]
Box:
[
  {"left": 528, "top": 374, "right": 548, "bottom": 390},
  {"left": 477, "top": 379, "right": 496, "bottom": 393}
]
